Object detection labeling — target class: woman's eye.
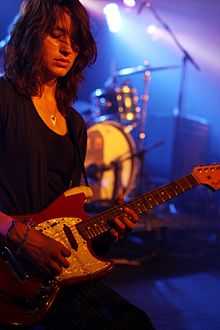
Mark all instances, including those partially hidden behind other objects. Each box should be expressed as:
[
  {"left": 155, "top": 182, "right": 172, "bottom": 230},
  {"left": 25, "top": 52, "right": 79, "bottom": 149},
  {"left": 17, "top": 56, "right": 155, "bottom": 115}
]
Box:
[{"left": 51, "top": 30, "right": 62, "bottom": 38}]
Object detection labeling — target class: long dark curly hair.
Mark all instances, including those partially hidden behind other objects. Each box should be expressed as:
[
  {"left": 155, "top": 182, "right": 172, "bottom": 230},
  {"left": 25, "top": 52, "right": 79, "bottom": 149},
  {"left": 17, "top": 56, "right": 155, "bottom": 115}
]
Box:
[{"left": 4, "top": 0, "right": 97, "bottom": 114}]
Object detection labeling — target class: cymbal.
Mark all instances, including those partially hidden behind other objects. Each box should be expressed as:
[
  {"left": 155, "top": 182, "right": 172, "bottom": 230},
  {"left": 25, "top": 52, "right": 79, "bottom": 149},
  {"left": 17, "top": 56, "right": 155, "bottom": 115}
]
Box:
[{"left": 114, "top": 64, "right": 180, "bottom": 77}]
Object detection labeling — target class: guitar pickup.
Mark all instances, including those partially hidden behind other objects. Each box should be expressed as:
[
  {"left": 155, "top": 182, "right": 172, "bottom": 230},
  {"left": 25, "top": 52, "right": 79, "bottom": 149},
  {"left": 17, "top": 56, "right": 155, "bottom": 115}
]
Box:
[{"left": 63, "top": 224, "right": 78, "bottom": 251}]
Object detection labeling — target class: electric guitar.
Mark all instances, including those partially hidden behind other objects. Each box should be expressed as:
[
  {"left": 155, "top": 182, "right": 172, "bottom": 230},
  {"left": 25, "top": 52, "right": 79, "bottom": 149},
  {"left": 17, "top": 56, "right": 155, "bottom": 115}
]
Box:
[{"left": 0, "top": 164, "right": 220, "bottom": 326}]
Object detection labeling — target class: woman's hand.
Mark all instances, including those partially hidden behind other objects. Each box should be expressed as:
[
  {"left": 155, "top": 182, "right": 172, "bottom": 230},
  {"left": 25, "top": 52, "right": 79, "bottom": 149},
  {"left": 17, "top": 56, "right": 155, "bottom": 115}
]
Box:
[
  {"left": 8, "top": 222, "right": 71, "bottom": 276},
  {"left": 110, "top": 202, "right": 139, "bottom": 241}
]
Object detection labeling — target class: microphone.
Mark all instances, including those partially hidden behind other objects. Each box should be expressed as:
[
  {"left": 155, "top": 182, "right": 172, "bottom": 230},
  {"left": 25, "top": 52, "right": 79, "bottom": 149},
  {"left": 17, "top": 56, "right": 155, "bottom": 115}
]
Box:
[{"left": 137, "top": 1, "right": 150, "bottom": 15}]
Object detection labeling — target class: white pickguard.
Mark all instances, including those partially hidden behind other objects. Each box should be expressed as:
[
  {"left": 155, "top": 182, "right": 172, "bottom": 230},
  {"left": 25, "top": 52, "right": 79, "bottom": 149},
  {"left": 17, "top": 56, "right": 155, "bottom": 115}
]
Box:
[{"left": 36, "top": 217, "right": 112, "bottom": 283}]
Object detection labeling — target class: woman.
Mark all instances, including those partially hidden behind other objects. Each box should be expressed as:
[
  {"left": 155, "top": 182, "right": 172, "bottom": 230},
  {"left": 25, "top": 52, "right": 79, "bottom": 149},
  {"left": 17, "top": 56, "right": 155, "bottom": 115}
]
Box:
[{"left": 0, "top": 0, "right": 155, "bottom": 329}]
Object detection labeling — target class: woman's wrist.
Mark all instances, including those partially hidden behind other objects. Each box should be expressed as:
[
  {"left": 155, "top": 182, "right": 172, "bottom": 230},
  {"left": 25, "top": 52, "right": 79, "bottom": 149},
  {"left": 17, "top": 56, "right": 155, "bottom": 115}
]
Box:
[
  {"left": 6, "top": 221, "right": 26, "bottom": 245},
  {"left": 0, "top": 216, "right": 16, "bottom": 238}
]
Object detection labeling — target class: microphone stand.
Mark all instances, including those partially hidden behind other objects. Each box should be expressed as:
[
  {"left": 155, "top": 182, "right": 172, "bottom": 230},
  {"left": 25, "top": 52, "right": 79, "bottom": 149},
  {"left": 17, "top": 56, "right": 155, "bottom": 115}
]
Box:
[{"left": 138, "top": 2, "right": 201, "bottom": 179}]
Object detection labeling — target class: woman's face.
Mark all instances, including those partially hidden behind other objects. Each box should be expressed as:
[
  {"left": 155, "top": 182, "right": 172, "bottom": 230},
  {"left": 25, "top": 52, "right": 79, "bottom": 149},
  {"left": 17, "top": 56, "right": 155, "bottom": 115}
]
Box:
[{"left": 41, "top": 9, "right": 79, "bottom": 80}]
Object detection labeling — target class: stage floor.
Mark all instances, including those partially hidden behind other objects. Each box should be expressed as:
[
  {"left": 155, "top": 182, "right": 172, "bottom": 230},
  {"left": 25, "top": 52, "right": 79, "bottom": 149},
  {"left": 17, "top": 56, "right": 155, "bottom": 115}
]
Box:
[{"left": 104, "top": 210, "right": 220, "bottom": 330}]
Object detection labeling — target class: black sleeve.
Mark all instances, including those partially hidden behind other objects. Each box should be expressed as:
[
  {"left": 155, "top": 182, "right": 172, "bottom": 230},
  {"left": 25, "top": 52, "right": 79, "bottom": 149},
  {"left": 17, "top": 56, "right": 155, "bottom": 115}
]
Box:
[{"left": 0, "top": 76, "right": 9, "bottom": 132}]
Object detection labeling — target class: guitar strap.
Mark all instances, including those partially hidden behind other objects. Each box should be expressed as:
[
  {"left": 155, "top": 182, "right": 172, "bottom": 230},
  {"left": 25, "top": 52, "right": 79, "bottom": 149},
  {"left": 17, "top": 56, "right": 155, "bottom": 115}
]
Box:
[{"left": 67, "top": 111, "right": 89, "bottom": 187}]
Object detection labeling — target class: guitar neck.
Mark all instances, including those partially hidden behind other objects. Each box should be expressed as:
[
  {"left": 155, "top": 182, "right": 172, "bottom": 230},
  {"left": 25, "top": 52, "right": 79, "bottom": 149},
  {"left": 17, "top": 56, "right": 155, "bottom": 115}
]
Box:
[{"left": 77, "top": 174, "right": 198, "bottom": 241}]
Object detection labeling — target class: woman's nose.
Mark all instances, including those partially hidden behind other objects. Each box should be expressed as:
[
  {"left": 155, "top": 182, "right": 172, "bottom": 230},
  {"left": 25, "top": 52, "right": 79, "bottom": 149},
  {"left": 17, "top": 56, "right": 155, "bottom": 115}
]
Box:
[
  {"left": 60, "top": 39, "right": 73, "bottom": 56},
  {"left": 60, "top": 46, "right": 71, "bottom": 56}
]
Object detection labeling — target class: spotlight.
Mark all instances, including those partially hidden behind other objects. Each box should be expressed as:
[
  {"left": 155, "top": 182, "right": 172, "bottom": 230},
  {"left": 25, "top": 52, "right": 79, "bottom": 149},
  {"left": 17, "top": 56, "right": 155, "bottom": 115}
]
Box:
[
  {"left": 103, "top": 3, "right": 122, "bottom": 33},
  {"left": 123, "top": 0, "right": 136, "bottom": 7},
  {"left": 146, "top": 24, "right": 162, "bottom": 40}
]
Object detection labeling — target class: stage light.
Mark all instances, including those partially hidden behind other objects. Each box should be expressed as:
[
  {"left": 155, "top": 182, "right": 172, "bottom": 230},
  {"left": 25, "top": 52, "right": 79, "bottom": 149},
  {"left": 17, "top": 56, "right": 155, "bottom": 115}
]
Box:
[
  {"left": 146, "top": 24, "right": 163, "bottom": 40},
  {"left": 0, "top": 35, "right": 10, "bottom": 49},
  {"left": 0, "top": 40, "right": 5, "bottom": 48},
  {"left": 123, "top": 0, "right": 136, "bottom": 7},
  {"left": 146, "top": 24, "right": 158, "bottom": 35},
  {"left": 80, "top": 0, "right": 104, "bottom": 15},
  {"left": 103, "top": 3, "right": 122, "bottom": 33}
]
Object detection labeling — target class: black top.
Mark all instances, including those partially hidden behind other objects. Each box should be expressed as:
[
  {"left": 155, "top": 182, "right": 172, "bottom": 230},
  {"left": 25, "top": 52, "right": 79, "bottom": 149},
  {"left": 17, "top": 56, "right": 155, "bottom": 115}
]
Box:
[{"left": 0, "top": 76, "right": 87, "bottom": 215}]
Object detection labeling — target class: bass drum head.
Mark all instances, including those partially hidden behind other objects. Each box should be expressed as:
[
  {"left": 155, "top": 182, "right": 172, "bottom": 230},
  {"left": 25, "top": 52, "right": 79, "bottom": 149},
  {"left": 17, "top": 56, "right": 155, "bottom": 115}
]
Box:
[{"left": 85, "top": 120, "right": 139, "bottom": 205}]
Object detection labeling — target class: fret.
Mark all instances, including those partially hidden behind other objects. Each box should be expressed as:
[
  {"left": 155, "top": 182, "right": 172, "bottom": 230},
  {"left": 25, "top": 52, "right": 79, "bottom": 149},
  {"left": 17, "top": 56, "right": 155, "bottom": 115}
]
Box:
[
  {"left": 162, "top": 189, "right": 173, "bottom": 200},
  {"left": 177, "top": 177, "right": 192, "bottom": 190},
  {"left": 163, "top": 183, "right": 176, "bottom": 197},
  {"left": 157, "top": 189, "right": 170, "bottom": 202},
  {"left": 92, "top": 223, "right": 102, "bottom": 236},
  {"left": 77, "top": 173, "right": 200, "bottom": 242},
  {"left": 87, "top": 226, "right": 96, "bottom": 238},
  {"left": 139, "top": 201, "right": 149, "bottom": 212},
  {"left": 143, "top": 195, "right": 154, "bottom": 208},
  {"left": 136, "top": 201, "right": 148, "bottom": 215},
  {"left": 130, "top": 201, "right": 145, "bottom": 216},
  {"left": 172, "top": 182, "right": 183, "bottom": 194},
  {"left": 93, "top": 220, "right": 109, "bottom": 233},
  {"left": 164, "top": 185, "right": 176, "bottom": 198},
  {"left": 98, "top": 222, "right": 107, "bottom": 232},
  {"left": 181, "top": 177, "right": 192, "bottom": 189},
  {"left": 129, "top": 198, "right": 140, "bottom": 207},
  {"left": 175, "top": 180, "right": 186, "bottom": 191},
  {"left": 86, "top": 232, "right": 93, "bottom": 240},
  {"left": 182, "top": 177, "right": 192, "bottom": 188},
  {"left": 77, "top": 218, "right": 108, "bottom": 240},
  {"left": 150, "top": 192, "right": 162, "bottom": 206},
  {"left": 174, "top": 176, "right": 195, "bottom": 193},
  {"left": 151, "top": 191, "right": 163, "bottom": 204},
  {"left": 172, "top": 185, "right": 181, "bottom": 196},
  {"left": 186, "top": 174, "right": 197, "bottom": 186}
]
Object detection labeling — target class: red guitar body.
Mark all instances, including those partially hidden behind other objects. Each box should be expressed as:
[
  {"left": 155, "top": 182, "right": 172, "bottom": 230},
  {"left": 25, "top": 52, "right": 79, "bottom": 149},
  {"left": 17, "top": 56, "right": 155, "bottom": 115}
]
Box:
[{"left": 0, "top": 187, "right": 112, "bottom": 326}]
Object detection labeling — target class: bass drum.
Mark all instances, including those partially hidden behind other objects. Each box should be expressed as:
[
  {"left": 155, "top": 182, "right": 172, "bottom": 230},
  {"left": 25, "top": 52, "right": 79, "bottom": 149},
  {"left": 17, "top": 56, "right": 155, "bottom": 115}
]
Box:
[{"left": 85, "top": 121, "right": 139, "bottom": 205}]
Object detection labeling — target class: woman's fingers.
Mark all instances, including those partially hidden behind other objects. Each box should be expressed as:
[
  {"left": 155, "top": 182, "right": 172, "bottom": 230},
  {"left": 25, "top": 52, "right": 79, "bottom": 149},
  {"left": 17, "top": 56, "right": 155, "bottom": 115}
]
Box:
[
  {"left": 110, "top": 228, "right": 120, "bottom": 241},
  {"left": 109, "top": 204, "right": 139, "bottom": 240},
  {"left": 49, "top": 260, "right": 62, "bottom": 275}
]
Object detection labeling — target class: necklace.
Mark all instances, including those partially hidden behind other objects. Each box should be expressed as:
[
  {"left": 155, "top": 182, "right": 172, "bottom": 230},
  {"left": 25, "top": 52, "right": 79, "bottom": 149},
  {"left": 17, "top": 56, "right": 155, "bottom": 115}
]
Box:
[
  {"left": 50, "top": 107, "right": 58, "bottom": 126},
  {"left": 50, "top": 113, "right": 57, "bottom": 126}
]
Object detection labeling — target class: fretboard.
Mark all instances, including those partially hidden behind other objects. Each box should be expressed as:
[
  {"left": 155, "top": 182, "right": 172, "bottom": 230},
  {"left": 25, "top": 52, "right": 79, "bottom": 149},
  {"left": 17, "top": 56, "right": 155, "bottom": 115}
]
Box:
[{"left": 77, "top": 174, "right": 198, "bottom": 241}]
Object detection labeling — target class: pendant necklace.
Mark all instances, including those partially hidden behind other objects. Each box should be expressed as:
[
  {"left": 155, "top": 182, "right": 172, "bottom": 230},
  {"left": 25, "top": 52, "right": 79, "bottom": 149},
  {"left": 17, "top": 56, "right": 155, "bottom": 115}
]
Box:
[{"left": 50, "top": 110, "right": 57, "bottom": 126}]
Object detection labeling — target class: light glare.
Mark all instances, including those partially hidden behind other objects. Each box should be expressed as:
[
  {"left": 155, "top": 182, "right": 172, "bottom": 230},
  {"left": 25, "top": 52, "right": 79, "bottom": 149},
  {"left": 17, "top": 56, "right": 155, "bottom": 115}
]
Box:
[
  {"left": 123, "top": 0, "right": 136, "bottom": 7},
  {"left": 103, "top": 3, "right": 122, "bottom": 33}
]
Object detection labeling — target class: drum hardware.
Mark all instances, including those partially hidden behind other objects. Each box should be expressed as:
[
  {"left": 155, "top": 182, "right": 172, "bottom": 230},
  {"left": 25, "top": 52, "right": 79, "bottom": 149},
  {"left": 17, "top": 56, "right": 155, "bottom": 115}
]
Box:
[
  {"left": 113, "top": 139, "right": 164, "bottom": 195},
  {"left": 114, "top": 64, "right": 180, "bottom": 77},
  {"left": 86, "top": 61, "right": 180, "bottom": 207},
  {"left": 86, "top": 139, "right": 164, "bottom": 206},
  {"left": 116, "top": 83, "right": 140, "bottom": 122},
  {"left": 86, "top": 161, "right": 123, "bottom": 203},
  {"left": 85, "top": 121, "right": 139, "bottom": 206},
  {"left": 137, "top": 70, "right": 151, "bottom": 150},
  {"left": 85, "top": 159, "right": 124, "bottom": 212},
  {"left": 108, "top": 62, "right": 180, "bottom": 149},
  {"left": 91, "top": 82, "right": 140, "bottom": 124},
  {"left": 136, "top": 1, "right": 200, "bottom": 183}
]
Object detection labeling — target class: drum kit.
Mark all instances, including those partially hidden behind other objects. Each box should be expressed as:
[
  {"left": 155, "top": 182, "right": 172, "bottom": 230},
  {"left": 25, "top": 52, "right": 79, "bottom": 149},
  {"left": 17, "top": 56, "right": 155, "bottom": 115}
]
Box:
[{"left": 75, "top": 63, "right": 179, "bottom": 209}]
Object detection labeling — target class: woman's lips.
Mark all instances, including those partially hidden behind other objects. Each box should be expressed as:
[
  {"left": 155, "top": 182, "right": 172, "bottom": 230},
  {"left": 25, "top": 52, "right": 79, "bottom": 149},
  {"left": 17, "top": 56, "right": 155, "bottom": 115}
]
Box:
[{"left": 54, "top": 59, "right": 70, "bottom": 67}]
